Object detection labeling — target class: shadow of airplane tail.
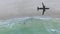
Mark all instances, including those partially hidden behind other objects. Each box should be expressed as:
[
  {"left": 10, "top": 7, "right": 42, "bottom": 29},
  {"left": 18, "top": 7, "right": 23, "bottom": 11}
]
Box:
[{"left": 37, "top": 7, "right": 40, "bottom": 11}]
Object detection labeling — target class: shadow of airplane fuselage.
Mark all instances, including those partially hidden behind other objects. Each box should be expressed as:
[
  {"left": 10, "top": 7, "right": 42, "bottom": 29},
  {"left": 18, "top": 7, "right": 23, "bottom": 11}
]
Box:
[{"left": 37, "top": 2, "right": 49, "bottom": 15}]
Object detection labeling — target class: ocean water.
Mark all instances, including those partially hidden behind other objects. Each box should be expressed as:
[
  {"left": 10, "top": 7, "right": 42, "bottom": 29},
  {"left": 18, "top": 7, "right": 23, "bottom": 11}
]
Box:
[{"left": 0, "top": 17, "right": 60, "bottom": 34}]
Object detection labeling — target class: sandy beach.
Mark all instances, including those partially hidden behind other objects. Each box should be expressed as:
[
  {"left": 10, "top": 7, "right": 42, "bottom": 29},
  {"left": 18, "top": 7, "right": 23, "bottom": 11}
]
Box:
[{"left": 0, "top": 0, "right": 60, "bottom": 20}]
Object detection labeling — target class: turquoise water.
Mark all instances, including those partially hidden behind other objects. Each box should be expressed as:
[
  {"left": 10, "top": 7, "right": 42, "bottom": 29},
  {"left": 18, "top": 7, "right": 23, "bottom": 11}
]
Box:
[{"left": 0, "top": 17, "right": 60, "bottom": 34}]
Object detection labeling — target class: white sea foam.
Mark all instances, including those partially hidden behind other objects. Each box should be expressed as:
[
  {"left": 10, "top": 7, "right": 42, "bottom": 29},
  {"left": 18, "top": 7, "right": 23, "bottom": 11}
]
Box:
[{"left": 0, "top": 17, "right": 59, "bottom": 26}]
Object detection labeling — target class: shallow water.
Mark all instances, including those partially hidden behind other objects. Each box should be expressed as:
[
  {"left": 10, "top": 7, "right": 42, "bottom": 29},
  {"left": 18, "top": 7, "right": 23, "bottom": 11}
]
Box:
[{"left": 0, "top": 17, "right": 60, "bottom": 34}]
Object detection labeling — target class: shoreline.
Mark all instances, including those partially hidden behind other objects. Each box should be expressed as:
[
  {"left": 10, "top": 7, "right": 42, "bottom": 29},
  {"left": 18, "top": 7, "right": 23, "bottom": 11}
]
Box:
[{"left": 0, "top": 16, "right": 60, "bottom": 20}]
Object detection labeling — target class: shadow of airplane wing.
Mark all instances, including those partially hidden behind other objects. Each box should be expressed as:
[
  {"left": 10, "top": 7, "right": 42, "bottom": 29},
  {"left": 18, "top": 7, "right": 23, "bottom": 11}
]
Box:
[{"left": 42, "top": 9, "right": 45, "bottom": 15}]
